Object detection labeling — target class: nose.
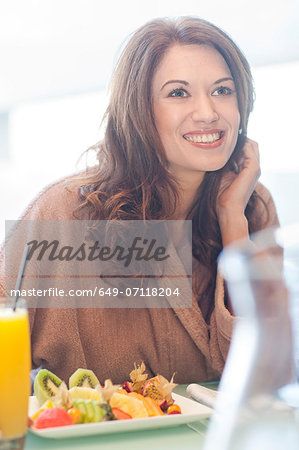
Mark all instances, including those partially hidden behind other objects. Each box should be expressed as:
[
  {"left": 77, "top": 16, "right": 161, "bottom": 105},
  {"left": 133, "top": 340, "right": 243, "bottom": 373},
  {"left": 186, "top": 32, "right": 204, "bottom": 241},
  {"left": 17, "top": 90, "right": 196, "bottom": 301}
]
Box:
[{"left": 191, "top": 94, "right": 219, "bottom": 123}]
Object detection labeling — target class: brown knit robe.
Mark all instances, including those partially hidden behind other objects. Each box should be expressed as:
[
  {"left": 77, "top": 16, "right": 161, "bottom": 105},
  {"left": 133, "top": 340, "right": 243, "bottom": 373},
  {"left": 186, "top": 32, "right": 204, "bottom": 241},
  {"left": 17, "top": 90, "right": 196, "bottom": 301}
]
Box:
[{"left": 0, "top": 176, "right": 279, "bottom": 384}]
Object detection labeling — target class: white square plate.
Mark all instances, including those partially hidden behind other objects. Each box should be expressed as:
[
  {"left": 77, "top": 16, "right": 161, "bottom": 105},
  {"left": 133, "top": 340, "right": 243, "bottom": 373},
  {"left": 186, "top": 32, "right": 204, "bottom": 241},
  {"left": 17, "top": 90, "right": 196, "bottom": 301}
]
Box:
[{"left": 28, "top": 393, "right": 212, "bottom": 439}]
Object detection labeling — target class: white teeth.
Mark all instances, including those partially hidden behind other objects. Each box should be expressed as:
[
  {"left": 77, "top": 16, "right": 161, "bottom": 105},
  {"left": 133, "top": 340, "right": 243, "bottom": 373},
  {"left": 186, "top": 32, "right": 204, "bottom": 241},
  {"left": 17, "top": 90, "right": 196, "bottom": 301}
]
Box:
[{"left": 184, "top": 132, "right": 221, "bottom": 143}]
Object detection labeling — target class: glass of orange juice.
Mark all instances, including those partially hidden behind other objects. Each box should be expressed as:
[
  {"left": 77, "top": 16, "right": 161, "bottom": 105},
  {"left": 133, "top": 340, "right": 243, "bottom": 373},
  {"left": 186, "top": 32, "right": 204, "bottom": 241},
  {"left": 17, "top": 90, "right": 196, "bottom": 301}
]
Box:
[{"left": 0, "top": 298, "right": 31, "bottom": 450}]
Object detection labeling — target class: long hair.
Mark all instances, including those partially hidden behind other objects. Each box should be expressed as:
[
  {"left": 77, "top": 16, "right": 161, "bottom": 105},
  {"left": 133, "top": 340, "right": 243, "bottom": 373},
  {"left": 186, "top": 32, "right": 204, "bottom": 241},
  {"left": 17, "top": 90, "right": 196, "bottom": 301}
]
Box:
[{"left": 76, "top": 17, "right": 267, "bottom": 319}]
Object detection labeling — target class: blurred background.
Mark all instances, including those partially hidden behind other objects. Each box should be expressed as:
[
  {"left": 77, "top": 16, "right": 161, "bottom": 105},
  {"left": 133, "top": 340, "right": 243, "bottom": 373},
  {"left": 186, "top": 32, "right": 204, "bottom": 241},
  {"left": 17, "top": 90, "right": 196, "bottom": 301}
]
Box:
[{"left": 1, "top": 0, "right": 299, "bottom": 241}]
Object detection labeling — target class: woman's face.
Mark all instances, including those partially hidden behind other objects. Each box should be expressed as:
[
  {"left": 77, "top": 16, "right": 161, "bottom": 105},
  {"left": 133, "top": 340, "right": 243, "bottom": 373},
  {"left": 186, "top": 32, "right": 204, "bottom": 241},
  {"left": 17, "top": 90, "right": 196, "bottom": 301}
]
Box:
[{"left": 152, "top": 44, "right": 240, "bottom": 184}]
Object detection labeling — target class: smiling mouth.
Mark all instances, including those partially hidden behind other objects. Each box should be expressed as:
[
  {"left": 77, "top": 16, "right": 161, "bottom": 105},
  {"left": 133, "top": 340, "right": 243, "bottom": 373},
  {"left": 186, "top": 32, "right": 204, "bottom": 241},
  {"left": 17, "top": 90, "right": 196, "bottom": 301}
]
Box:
[{"left": 183, "top": 131, "right": 223, "bottom": 143}]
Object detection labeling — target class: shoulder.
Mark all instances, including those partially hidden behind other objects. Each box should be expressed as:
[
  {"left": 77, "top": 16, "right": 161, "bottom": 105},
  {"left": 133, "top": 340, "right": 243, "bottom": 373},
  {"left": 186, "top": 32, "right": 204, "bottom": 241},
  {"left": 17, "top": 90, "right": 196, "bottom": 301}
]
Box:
[
  {"left": 20, "top": 172, "right": 85, "bottom": 220},
  {"left": 255, "top": 181, "right": 273, "bottom": 203}
]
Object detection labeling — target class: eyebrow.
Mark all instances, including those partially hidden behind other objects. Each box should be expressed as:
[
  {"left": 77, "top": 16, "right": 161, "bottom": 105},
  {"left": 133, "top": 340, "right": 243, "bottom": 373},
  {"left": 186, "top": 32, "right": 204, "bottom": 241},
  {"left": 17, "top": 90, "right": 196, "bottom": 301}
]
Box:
[
  {"left": 213, "top": 77, "right": 234, "bottom": 85},
  {"left": 160, "top": 77, "right": 234, "bottom": 91},
  {"left": 160, "top": 79, "right": 189, "bottom": 91}
]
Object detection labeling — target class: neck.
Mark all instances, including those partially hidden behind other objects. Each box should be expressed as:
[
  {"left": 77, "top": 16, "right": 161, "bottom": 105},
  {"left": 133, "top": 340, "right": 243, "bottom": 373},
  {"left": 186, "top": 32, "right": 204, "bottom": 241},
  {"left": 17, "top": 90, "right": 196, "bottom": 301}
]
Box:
[{"left": 171, "top": 174, "right": 204, "bottom": 220}]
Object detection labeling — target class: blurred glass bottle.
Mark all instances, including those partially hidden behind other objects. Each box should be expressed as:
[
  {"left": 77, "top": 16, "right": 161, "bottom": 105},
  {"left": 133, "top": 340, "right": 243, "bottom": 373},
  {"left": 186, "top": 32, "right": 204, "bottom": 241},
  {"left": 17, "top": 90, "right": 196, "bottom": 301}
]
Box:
[{"left": 203, "top": 224, "right": 299, "bottom": 450}]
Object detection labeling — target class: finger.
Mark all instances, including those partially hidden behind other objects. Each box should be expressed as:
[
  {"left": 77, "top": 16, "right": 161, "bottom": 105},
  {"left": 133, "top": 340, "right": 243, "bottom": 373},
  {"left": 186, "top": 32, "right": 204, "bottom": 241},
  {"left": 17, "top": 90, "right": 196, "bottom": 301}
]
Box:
[
  {"left": 243, "top": 138, "right": 260, "bottom": 161},
  {"left": 241, "top": 140, "right": 260, "bottom": 172}
]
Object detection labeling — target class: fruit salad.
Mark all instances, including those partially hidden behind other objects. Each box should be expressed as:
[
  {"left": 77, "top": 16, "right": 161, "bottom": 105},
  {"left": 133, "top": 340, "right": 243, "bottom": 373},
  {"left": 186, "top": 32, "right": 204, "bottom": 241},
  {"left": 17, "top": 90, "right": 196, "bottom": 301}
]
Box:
[{"left": 29, "top": 363, "right": 182, "bottom": 429}]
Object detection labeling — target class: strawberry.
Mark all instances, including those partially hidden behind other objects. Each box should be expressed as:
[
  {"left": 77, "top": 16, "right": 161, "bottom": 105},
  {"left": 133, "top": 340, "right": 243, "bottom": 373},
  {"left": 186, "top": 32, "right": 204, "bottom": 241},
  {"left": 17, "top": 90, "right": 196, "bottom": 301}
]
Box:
[{"left": 112, "top": 407, "right": 132, "bottom": 420}]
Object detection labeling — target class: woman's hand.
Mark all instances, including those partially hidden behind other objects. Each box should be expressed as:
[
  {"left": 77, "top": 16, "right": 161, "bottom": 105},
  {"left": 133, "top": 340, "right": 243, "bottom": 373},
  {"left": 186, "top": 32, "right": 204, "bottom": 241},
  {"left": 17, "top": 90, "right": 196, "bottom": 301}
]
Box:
[{"left": 216, "top": 138, "right": 261, "bottom": 247}]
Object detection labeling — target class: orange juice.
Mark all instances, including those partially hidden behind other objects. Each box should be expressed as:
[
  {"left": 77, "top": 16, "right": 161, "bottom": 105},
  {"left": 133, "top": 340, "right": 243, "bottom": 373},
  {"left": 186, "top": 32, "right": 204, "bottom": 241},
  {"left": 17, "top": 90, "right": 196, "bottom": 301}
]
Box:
[{"left": 0, "top": 304, "right": 31, "bottom": 440}]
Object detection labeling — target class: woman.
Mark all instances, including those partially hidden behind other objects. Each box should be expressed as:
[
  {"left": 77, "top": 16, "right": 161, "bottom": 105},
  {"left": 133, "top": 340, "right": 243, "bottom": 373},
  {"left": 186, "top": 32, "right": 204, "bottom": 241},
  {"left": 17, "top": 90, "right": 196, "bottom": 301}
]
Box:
[{"left": 0, "top": 17, "right": 278, "bottom": 384}]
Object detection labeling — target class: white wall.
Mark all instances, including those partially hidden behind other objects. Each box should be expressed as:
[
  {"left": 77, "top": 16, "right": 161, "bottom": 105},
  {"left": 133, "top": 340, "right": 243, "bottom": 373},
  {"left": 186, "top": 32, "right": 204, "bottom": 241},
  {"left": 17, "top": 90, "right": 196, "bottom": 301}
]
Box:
[
  {"left": 250, "top": 61, "right": 299, "bottom": 227},
  {"left": 0, "top": 91, "right": 107, "bottom": 241}
]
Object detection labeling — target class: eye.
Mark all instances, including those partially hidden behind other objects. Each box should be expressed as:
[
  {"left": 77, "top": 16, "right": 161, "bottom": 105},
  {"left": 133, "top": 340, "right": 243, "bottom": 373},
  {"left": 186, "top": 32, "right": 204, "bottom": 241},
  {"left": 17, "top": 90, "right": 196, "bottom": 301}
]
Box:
[
  {"left": 212, "top": 86, "right": 234, "bottom": 96},
  {"left": 168, "top": 88, "right": 188, "bottom": 98}
]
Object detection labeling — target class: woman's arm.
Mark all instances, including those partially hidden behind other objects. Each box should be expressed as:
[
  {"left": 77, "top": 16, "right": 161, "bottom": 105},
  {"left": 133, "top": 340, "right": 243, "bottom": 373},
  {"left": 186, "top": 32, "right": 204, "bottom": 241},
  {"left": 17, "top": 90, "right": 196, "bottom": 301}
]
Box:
[{"left": 216, "top": 138, "right": 261, "bottom": 247}]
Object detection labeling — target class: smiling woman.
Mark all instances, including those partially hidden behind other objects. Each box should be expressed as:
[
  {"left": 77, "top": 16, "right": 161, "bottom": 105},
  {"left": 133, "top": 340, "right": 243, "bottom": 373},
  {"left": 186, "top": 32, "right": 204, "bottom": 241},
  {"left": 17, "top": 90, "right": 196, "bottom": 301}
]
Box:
[
  {"left": 0, "top": 17, "right": 280, "bottom": 385},
  {"left": 152, "top": 44, "right": 240, "bottom": 187}
]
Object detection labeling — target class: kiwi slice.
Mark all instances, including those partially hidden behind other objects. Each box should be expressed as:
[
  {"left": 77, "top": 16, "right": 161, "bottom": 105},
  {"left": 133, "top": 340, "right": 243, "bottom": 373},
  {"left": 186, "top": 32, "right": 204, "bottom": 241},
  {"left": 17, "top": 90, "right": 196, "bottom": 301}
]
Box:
[
  {"left": 72, "top": 399, "right": 105, "bottom": 423},
  {"left": 34, "top": 369, "right": 62, "bottom": 405},
  {"left": 73, "top": 399, "right": 87, "bottom": 422},
  {"left": 69, "top": 368, "right": 100, "bottom": 389},
  {"left": 100, "top": 402, "right": 114, "bottom": 421},
  {"left": 93, "top": 401, "right": 105, "bottom": 422},
  {"left": 82, "top": 399, "right": 93, "bottom": 422}
]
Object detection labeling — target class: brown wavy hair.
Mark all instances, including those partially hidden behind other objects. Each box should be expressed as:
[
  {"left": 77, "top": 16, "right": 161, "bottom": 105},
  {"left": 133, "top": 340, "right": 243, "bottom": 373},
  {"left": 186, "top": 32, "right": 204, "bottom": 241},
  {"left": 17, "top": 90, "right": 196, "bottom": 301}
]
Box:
[{"left": 76, "top": 17, "right": 267, "bottom": 319}]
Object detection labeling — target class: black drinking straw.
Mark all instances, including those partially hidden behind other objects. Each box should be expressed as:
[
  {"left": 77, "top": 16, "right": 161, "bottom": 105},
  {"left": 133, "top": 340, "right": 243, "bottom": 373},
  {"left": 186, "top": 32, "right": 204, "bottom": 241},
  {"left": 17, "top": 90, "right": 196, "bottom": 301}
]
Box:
[{"left": 13, "top": 244, "right": 29, "bottom": 311}]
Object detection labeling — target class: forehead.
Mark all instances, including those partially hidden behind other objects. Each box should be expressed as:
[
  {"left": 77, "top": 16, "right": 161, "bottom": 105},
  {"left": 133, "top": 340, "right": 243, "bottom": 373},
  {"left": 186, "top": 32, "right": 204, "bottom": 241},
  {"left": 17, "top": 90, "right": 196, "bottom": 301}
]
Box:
[{"left": 152, "top": 44, "right": 232, "bottom": 86}]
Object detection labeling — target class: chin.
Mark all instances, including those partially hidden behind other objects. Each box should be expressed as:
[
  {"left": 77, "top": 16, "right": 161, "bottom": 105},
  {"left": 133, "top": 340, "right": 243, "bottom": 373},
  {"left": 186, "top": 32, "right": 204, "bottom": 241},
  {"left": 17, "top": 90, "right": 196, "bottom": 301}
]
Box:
[
  {"left": 199, "top": 162, "right": 228, "bottom": 172},
  {"left": 205, "top": 154, "right": 235, "bottom": 172}
]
